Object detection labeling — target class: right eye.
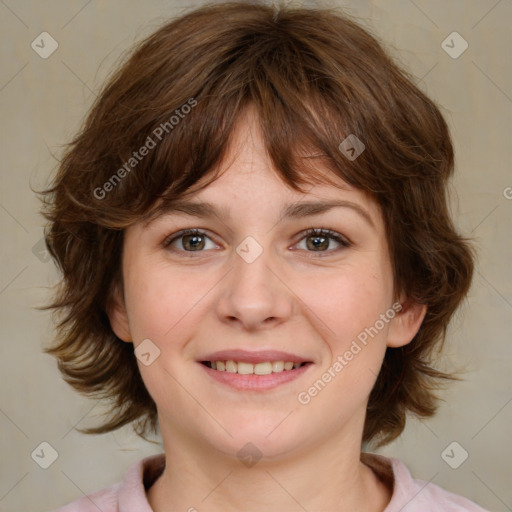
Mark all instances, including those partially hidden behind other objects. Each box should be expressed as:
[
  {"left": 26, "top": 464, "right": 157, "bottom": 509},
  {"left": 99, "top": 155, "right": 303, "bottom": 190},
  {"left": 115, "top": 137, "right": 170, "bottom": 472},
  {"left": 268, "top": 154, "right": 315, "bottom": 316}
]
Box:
[{"left": 162, "top": 228, "right": 219, "bottom": 255}]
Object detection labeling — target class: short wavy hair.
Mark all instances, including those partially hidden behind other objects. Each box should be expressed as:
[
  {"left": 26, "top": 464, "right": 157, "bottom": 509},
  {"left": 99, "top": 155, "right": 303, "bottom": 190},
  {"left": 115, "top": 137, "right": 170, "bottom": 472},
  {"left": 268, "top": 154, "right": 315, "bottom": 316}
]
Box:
[{"left": 38, "top": 1, "right": 474, "bottom": 447}]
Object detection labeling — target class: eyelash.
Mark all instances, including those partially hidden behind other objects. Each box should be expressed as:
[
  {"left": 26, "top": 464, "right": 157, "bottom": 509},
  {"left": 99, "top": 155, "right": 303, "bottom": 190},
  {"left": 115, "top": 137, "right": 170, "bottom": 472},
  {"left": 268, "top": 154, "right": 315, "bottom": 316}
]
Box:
[{"left": 162, "top": 227, "right": 351, "bottom": 258}]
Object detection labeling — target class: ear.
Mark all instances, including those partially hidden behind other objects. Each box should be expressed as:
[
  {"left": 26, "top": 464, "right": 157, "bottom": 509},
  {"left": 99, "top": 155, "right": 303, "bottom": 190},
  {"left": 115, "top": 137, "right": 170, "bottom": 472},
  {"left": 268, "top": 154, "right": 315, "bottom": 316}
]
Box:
[
  {"left": 106, "top": 282, "right": 133, "bottom": 343},
  {"left": 386, "top": 298, "right": 427, "bottom": 348}
]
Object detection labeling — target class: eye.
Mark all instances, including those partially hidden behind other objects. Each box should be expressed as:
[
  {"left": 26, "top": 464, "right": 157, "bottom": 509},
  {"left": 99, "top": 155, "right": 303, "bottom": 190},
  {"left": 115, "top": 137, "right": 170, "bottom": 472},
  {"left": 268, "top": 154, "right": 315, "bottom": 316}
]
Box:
[
  {"left": 163, "top": 229, "right": 218, "bottom": 254},
  {"left": 162, "top": 227, "right": 351, "bottom": 257},
  {"left": 294, "top": 228, "right": 351, "bottom": 255}
]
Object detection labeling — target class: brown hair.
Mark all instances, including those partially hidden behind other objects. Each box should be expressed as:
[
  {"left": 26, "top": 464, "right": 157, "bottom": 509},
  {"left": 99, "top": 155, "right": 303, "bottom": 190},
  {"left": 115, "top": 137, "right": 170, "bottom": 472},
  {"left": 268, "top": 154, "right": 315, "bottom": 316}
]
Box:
[{"left": 38, "top": 1, "right": 474, "bottom": 447}]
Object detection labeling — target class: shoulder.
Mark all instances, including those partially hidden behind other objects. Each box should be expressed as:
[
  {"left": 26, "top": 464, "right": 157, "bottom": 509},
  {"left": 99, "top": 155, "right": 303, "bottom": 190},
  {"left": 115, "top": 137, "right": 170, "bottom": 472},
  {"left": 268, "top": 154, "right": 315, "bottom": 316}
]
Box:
[
  {"left": 47, "top": 453, "right": 166, "bottom": 512},
  {"left": 50, "top": 483, "right": 121, "bottom": 512},
  {"left": 362, "top": 452, "right": 490, "bottom": 512}
]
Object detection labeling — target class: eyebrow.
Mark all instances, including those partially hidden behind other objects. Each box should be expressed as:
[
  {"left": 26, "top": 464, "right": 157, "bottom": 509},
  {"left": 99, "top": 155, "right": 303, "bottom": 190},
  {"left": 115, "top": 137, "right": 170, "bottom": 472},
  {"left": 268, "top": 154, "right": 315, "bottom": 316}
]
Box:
[{"left": 148, "top": 199, "right": 375, "bottom": 229}]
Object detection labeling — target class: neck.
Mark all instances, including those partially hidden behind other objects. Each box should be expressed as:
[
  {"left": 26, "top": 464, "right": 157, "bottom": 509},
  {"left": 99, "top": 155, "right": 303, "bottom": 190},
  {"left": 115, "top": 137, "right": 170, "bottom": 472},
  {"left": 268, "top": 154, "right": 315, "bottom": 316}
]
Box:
[{"left": 147, "top": 424, "right": 391, "bottom": 512}]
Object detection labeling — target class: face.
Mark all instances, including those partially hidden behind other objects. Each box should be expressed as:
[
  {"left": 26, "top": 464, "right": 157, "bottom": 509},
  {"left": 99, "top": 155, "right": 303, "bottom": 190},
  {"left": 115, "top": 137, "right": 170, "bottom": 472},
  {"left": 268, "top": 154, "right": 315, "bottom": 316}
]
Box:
[{"left": 109, "top": 106, "right": 425, "bottom": 461}]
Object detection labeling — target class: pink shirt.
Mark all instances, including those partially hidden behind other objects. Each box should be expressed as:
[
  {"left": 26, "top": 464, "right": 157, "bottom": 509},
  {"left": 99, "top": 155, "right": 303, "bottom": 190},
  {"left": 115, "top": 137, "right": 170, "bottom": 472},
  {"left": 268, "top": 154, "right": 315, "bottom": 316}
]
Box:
[{"left": 52, "top": 452, "right": 489, "bottom": 511}]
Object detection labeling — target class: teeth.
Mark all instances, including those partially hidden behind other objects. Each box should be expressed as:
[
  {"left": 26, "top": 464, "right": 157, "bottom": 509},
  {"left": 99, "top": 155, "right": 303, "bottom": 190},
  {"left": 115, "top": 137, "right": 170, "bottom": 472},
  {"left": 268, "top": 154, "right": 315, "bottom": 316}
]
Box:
[
  {"left": 272, "top": 361, "right": 284, "bottom": 372},
  {"left": 255, "top": 362, "right": 272, "bottom": 375},
  {"left": 208, "top": 360, "right": 305, "bottom": 374},
  {"left": 237, "top": 362, "right": 254, "bottom": 375},
  {"left": 225, "top": 360, "right": 237, "bottom": 373}
]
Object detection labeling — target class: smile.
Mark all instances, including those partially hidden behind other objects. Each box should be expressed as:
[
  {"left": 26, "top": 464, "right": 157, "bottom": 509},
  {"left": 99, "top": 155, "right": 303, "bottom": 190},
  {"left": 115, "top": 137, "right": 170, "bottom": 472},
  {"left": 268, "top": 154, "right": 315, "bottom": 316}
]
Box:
[
  {"left": 200, "top": 360, "right": 313, "bottom": 391},
  {"left": 202, "top": 360, "right": 308, "bottom": 375}
]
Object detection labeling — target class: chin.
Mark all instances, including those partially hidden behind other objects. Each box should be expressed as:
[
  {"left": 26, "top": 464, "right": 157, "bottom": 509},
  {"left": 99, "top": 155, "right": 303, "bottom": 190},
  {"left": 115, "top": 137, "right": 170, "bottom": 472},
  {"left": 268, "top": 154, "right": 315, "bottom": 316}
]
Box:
[{"left": 204, "top": 412, "right": 306, "bottom": 461}]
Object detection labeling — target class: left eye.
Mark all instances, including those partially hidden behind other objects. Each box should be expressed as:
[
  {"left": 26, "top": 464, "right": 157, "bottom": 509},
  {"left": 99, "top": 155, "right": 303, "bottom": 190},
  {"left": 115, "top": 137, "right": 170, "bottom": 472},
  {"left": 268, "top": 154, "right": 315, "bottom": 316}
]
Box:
[{"left": 295, "top": 228, "right": 351, "bottom": 253}]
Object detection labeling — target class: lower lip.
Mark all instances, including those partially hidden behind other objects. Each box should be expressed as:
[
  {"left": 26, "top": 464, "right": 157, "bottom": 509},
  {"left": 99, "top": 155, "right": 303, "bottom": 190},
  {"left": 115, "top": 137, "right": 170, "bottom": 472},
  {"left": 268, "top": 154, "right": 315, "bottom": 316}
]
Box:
[{"left": 200, "top": 363, "right": 312, "bottom": 391}]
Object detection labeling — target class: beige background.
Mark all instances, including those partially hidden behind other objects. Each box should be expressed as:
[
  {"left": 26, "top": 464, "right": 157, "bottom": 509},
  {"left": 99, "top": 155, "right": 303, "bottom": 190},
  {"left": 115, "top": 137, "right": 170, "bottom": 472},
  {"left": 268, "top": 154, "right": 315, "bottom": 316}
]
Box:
[{"left": 1, "top": 0, "right": 511, "bottom": 511}]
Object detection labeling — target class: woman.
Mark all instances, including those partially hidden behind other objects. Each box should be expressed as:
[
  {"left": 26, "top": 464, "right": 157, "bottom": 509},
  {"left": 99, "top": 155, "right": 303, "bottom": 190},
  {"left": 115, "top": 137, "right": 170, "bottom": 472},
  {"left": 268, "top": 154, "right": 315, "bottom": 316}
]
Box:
[{"left": 40, "top": 2, "right": 486, "bottom": 510}]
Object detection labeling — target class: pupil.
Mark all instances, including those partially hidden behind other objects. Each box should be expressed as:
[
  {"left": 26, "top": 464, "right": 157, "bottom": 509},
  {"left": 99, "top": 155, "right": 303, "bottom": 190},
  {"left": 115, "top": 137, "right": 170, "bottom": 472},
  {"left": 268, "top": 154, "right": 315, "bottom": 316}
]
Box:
[
  {"left": 308, "top": 235, "right": 327, "bottom": 251},
  {"left": 185, "top": 234, "right": 204, "bottom": 250}
]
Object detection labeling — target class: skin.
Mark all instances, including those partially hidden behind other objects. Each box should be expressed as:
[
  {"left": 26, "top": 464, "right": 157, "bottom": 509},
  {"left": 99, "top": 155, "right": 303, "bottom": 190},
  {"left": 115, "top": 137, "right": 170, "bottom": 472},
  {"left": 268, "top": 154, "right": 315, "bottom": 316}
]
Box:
[{"left": 108, "top": 105, "right": 426, "bottom": 512}]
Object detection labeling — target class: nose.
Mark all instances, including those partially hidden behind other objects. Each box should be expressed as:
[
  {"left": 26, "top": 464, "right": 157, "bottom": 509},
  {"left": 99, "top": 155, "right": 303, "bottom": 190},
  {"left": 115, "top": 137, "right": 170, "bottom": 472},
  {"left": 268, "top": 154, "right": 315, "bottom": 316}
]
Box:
[{"left": 215, "top": 242, "right": 294, "bottom": 332}]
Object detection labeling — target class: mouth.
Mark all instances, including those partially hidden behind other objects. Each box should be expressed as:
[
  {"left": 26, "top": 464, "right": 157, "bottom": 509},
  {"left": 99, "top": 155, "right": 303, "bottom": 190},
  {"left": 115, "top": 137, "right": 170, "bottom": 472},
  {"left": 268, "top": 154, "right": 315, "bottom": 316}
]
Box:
[
  {"left": 201, "top": 360, "right": 309, "bottom": 374},
  {"left": 198, "top": 350, "right": 314, "bottom": 391}
]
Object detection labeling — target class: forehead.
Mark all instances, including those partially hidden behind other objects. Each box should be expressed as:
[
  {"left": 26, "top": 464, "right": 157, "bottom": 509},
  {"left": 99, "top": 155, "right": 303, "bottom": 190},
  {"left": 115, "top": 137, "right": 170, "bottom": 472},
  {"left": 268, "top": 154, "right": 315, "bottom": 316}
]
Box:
[
  {"left": 142, "top": 169, "right": 381, "bottom": 240},
  {"left": 142, "top": 105, "right": 383, "bottom": 230},
  {"left": 207, "top": 105, "right": 371, "bottom": 194}
]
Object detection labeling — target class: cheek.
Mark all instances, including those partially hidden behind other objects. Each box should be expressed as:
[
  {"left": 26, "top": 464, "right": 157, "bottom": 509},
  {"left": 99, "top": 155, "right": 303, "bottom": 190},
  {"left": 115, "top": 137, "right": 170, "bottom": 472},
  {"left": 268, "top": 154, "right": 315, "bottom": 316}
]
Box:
[
  {"left": 296, "top": 270, "right": 393, "bottom": 418},
  {"left": 123, "top": 261, "right": 196, "bottom": 343},
  {"left": 301, "top": 261, "right": 394, "bottom": 350},
  {"left": 122, "top": 264, "right": 210, "bottom": 417},
  {"left": 123, "top": 258, "right": 224, "bottom": 358}
]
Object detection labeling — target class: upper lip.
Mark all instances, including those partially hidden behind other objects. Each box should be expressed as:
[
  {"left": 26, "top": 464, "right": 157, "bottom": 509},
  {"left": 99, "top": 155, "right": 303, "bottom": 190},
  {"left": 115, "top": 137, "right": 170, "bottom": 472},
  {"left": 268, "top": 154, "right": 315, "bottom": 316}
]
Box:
[{"left": 199, "top": 349, "right": 312, "bottom": 364}]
